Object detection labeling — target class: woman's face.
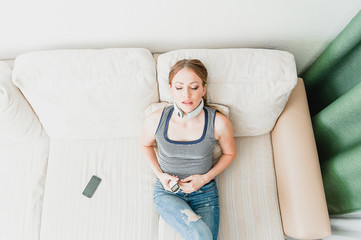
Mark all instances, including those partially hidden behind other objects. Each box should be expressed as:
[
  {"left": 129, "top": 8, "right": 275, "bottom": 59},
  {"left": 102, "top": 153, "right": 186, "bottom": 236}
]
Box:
[{"left": 170, "top": 68, "right": 206, "bottom": 114}]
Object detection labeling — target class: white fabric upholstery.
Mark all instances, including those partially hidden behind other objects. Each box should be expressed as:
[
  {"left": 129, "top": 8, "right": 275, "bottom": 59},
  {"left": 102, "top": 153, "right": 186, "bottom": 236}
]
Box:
[
  {"left": 40, "top": 138, "right": 159, "bottom": 240},
  {"left": 157, "top": 48, "right": 298, "bottom": 136},
  {"left": 0, "top": 62, "right": 46, "bottom": 144},
  {"left": 0, "top": 61, "right": 49, "bottom": 240},
  {"left": 0, "top": 140, "right": 49, "bottom": 240},
  {"left": 12, "top": 48, "right": 158, "bottom": 139},
  {"left": 158, "top": 134, "right": 283, "bottom": 240}
]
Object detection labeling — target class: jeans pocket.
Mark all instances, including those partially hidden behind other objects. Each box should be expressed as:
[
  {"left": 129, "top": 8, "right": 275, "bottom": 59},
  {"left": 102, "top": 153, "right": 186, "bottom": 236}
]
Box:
[{"left": 199, "top": 181, "right": 217, "bottom": 193}]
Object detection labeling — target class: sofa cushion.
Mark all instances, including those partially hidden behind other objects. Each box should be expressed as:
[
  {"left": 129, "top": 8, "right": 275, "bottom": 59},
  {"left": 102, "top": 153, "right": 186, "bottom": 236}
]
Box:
[
  {"left": 0, "top": 62, "right": 46, "bottom": 144},
  {"left": 39, "top": 138, "right": 158, "bottom": 240},
  {"left": 0, "top": 61, "right": 49, "bottom": 240},
  {"left": 12, "top": 48, "right": 158, "bottom": 139},
  {"left": 157, "top": 48, "right": 298, "bottom": 137},
  {"left": 0, "top": 139, "right": 49, "bottom": 240}
]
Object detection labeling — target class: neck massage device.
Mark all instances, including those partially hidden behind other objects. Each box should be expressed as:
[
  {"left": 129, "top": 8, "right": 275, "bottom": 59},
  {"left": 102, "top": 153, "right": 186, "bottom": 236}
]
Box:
[{"left": 174, "top": 98, "right": 204, "bottom": 119}]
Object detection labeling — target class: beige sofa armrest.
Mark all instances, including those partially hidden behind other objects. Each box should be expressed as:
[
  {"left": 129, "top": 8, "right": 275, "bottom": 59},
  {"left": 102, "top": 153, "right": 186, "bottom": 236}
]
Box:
[{"left": 271, "top": 78, "right": 331, "bottom": 239}]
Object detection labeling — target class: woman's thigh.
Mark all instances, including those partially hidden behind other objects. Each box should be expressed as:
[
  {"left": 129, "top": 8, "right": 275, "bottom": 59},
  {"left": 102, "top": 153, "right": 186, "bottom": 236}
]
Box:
[
  {"left": 189, "top": 180, "right": 220, "bottom": 240},
  {"left": 153, "top": 182, "right": 212, "bottom": 240}
]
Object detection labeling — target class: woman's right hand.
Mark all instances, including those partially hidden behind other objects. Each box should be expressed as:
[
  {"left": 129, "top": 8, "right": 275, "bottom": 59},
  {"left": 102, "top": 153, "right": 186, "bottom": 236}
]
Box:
[{"left": 157, "top": 173, "right": 179, "bottom": 192}]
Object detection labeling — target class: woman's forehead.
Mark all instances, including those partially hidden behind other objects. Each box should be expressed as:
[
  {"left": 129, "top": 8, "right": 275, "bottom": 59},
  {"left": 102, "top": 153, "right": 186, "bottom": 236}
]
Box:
[{"left": 172, "top": 68, "right": 202, "bottom": 84}]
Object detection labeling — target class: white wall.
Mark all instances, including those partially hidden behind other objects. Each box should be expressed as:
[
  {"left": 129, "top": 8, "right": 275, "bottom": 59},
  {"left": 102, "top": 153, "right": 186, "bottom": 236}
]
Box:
[{"left": 1, "top": 0, "right": 361, "bottom": 75}]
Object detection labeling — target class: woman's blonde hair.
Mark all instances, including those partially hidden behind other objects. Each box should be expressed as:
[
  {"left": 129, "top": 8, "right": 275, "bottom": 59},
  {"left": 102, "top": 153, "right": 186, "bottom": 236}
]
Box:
[{"left": 168, "top": 59, "right": 209, "bottom": 104}]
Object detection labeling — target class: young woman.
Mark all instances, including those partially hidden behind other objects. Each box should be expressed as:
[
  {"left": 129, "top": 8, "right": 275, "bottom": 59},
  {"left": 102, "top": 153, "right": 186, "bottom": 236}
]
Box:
[{"left": 140, "top": 59, "right": 236, "bottom": 240}]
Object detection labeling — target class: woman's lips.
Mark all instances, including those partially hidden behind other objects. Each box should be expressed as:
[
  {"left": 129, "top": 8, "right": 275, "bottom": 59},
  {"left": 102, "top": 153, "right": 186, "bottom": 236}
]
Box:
[{"left": 182, "top": 101, "right": 193, "bottom": 106}]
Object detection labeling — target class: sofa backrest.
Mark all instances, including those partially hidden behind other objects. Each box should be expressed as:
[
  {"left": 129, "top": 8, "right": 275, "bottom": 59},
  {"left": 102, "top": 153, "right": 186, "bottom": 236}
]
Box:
[
  {"left": 0, "top": 61, "right": 47, "bottom": 144},
  {"left": 12, "top": 48, "right": 158, "bottom": 139},
  {"left": 157, "top": 49, "right": 297, "bottom": 137},
  {"left": 12, "top": 48, "right": 297, "bottom": 139}
]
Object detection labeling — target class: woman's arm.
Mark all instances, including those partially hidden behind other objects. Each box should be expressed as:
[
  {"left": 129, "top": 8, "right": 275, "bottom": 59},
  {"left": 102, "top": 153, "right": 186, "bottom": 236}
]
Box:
[
  {"left": 180, "top": 112, "right": 236, "bottom": 193},
  {"left": 204, "top": 112, "right": 236, "bottom": 181},
  {"left": 140, "top": 109, "right": 179, "bottom": 191}
]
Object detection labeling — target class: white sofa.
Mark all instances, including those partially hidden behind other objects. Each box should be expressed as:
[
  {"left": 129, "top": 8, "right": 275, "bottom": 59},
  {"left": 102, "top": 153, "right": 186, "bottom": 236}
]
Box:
[{"left": 0, "top": 48, "right": 331, "bottom": 240}]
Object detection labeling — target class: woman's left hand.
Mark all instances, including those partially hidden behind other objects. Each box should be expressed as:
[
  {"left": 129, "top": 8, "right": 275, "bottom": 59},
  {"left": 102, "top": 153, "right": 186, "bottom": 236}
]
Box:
[{"left": 179, "top": 174, "right": 208, "bottom": 193}]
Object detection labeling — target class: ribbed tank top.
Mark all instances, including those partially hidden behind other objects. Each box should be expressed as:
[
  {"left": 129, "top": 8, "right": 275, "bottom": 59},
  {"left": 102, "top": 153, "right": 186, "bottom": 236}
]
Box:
[{"left": 155, "top": 106, "right": 218, "bottom": 180}]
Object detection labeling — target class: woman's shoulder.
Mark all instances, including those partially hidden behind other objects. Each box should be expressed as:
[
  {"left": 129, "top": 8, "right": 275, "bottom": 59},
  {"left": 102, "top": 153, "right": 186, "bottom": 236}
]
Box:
[
  {"left": 214, "top": 111, "right": 233, "bottom": 140},
  {"left": 214, "top": 111, "right": 230, "bottom": 128},
  {"left": 205, "top": 106, "right": 228, "bottom": 123}
]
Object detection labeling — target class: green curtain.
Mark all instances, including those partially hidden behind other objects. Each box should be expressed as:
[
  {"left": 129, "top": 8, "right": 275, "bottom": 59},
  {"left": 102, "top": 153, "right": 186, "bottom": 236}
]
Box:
[{"left": 301, "top": 10, "right": 361, "bottom": 215}]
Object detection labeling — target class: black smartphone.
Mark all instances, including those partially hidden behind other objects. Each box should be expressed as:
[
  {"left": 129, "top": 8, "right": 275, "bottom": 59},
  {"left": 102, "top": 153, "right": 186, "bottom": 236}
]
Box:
[{"left": 82, "top": 175, "right": 101, "bottom": 198}]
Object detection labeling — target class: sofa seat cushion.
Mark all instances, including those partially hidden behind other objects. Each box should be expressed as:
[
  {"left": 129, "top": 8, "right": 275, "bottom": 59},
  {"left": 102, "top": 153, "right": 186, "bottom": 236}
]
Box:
[
  {"left": 39, "top": 138, "right": 158, "bottom": 240},
  {"left": 0, "top": 139, "right": 49, "bottom": 240},
  {"left": 156, "top": 49, "right": 298, "bottom": 137},
  {"left": 12, "top": 48, "right": 158, "bottom": 139},
  {"left": 157, "top": 134, "right": 284, "bottom": 240}
]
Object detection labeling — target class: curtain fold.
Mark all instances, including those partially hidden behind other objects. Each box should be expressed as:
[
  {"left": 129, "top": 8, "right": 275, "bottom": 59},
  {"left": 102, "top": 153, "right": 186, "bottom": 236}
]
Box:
[
  {"left": 321, "top": 142, "right": 361, "bottom": 214},
  {"left": 301, "top": 10, "right": 361, "bottom": 215},
  {"left": 312, "top": 81, "right": 361, "bottom": 161},
  {"left": 303, "top": 10, "right": 361, "bottom": 116}
]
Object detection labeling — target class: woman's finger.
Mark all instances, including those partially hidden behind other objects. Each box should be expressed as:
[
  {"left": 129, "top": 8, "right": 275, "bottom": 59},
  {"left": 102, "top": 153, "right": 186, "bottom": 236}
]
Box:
[{"left": 181, "top": 176, "right": 192, "bottom": 182}]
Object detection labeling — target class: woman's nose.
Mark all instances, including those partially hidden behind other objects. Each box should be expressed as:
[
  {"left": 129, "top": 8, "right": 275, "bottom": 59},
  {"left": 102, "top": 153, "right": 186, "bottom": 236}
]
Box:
[{"left": 184, "top": 88, "right": 191, "bottom": 98}]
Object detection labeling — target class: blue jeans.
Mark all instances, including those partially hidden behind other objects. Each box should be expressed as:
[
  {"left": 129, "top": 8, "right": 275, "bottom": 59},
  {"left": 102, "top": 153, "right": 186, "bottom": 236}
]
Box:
[{"left": 153, "top": 179, "right": 219, "bottom": 240}]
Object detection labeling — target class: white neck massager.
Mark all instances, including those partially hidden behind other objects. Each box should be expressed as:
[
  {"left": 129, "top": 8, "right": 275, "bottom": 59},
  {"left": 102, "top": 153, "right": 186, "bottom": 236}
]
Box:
[{"left": 174, "top": 98, "right": 204, "bottom": 119}]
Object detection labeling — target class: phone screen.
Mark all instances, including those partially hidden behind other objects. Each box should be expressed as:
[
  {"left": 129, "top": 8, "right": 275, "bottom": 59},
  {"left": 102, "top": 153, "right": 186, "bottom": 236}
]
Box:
[{"left": 82, "top": 175, "right": 101, "bottom": 198}]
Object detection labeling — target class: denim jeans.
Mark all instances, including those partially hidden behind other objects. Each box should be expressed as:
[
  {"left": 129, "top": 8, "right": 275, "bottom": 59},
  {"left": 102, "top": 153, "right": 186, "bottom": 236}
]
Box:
[{"left": 153, "top": 179, "right": 219, "bottom": 240}]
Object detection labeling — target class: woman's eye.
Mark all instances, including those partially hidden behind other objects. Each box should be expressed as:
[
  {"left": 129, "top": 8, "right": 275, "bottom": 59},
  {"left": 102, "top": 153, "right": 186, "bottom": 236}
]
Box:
[{"left": 174, "top": 86, "right": 198, "bottom": 90}]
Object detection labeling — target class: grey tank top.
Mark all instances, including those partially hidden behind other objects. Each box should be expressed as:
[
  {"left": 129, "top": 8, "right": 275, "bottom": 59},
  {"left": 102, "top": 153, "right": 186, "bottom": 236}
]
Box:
[{"left": 155, "top": 106, "right": 218, "bottom": 180}]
